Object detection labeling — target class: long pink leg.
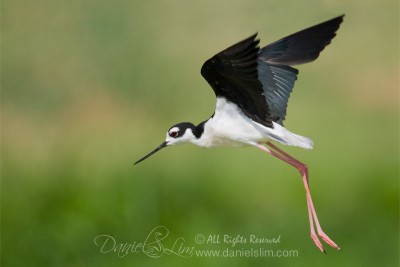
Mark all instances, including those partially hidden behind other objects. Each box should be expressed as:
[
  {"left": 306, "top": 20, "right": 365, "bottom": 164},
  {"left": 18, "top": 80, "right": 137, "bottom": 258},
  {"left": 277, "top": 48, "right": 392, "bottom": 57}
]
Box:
[
  {"left": 266, "top": 142, "right": 340, "bottom": 251},
  {"left": 254, "top": 144, "right": 325, "bottom": 252},
  {"left": 266, "top": 142, "right": 309, "bottom": 185},
  {"left": 255, "top": 143, "right": 340, "bottom": 252}
]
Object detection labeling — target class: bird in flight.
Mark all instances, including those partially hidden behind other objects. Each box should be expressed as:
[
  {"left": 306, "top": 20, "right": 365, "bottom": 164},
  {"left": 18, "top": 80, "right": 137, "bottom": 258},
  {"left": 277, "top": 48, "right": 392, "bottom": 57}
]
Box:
[{"left": 135, "top": 15, "right": 344, "bottom": 253}]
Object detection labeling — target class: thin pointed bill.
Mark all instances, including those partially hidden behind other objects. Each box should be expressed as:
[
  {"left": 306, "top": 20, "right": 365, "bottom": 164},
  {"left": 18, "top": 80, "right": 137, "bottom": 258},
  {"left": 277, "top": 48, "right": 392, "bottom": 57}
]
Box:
[{"left": 134, "top": 141, "right": 168, "bottom": 165}]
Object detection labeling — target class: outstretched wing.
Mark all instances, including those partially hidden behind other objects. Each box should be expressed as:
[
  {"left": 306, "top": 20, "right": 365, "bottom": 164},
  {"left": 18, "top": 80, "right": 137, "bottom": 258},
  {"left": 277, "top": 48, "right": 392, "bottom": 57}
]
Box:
[
  {"left": 257, "top": 62, "right": 298, "bottom": 125},
  {"left": 201, "top": 34, "right": 273, "bottom": 128},
  {"left": 259, "top": 15, "right": 344, "bottom": 65},
  {"left": 258, "top": 15, "right": 344, "bottom": 125}
]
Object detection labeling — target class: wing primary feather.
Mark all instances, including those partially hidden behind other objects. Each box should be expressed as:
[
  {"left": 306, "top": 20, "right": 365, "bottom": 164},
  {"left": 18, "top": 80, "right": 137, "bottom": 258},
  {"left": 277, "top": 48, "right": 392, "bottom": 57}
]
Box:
[
  {"left": 260, "top": 15, "right": 344, "bottom": 65},
  {"left": 201, "top": 16, "right": 344, "bottom": 127},
  {"left": 201, "top": 34, "right": 273, "bottom": 128}
]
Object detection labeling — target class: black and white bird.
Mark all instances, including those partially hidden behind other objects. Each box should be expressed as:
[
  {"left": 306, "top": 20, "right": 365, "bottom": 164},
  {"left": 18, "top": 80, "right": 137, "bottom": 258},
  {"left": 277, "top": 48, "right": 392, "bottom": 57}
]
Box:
[{"left": 135, "top": 15, "right": 344, "bottom": 253}]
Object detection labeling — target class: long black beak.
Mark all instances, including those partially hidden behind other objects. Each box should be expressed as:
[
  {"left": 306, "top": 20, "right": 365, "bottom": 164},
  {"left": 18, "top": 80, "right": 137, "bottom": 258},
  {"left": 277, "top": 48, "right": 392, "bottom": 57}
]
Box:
[{"left": 134, "top": 141, "right": 168, "bottom": 165}]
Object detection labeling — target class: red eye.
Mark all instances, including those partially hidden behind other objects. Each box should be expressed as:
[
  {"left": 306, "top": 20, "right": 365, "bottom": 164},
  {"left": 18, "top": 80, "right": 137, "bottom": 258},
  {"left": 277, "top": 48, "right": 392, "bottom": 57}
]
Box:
[{"left": 169, "top": 131, "right": 179, "bottom": 138}]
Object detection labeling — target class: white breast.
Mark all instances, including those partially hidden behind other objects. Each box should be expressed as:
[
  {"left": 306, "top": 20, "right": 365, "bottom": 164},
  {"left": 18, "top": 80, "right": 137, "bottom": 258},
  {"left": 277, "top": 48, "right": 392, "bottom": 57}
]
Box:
[
  {"left": 193, "top": 98, "right": 267, "bottom": 147},
  {"left": 191, "top": 98, "right": 314, "bottom": 149}
]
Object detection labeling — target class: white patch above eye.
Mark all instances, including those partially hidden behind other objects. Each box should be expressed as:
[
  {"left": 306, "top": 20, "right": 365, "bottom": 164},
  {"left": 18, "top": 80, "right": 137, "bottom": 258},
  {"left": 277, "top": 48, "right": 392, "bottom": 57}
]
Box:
[
  {"left": 168, "top": 127, "right": 180, "bottom": 134},
  {"left": 165, "top": 127, "right": 196, "bottom": 146}
]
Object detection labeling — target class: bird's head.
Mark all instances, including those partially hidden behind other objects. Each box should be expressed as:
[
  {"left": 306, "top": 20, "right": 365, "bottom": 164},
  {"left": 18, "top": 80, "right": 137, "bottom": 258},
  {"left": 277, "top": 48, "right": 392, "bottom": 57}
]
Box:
[{"left": 134, "top": 122, "right": 197, "bottom": 165}]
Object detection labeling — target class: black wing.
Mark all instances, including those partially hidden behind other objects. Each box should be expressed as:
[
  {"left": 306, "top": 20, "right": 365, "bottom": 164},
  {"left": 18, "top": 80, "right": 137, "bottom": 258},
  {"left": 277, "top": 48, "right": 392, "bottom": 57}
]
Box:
[
  {"left": 257, "top": 62, "right": 298, "bottom": 125},
  {"left": 201, "top": 34, "right": 273, "bottom": 128},
  {"left": 259, "top": 15, "right": 344, "bottom": 65},
  {"left": 258, "top": 15, "right": 344, "bottom": 125}
]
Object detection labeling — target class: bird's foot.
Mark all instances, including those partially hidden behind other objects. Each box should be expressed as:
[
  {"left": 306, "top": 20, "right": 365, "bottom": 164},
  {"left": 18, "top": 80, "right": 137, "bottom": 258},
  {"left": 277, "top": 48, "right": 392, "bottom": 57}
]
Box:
[
  {"left": 318, "top": 231, "right": 340, "bottom": 251},
  {"left": 311, "top": 234, "right": 325, "bottom": 253}
]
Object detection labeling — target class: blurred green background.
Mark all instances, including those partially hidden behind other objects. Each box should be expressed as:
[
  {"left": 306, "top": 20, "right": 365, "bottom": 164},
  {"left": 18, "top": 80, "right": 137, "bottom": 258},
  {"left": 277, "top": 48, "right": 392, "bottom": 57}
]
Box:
[{"left": 1, "top": 0, "right": 399, "bottom": 266}]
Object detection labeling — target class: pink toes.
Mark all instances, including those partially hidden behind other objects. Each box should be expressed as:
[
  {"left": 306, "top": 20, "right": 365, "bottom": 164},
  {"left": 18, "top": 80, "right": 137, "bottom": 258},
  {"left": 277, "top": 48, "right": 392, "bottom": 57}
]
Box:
[
  {"left": 319, "top": 231, "right": 340, "bottom": 251},
  {"left": 311, "top": 234, "right": 325, "bottom": 253}
]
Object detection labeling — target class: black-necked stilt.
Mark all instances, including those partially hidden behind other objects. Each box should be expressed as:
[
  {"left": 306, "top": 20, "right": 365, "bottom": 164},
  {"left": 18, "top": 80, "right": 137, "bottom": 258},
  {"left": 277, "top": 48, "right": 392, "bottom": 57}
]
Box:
[{"left": 135, "top": 15, "right": 344, "bottom": 253}]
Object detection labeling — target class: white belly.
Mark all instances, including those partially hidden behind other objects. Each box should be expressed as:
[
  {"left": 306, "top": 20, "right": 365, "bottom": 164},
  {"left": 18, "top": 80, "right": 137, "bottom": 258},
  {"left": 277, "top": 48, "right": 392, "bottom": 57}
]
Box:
[
  {"left": 193, "top": 98, "right": 268, "bottom": 147},
  {"left": 191, "top": 98, "right": 313, "bottom": 149}
]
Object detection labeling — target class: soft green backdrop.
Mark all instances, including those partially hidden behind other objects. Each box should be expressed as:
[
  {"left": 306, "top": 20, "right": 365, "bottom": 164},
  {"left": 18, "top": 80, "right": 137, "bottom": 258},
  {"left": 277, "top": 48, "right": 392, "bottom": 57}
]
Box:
[{"left": 1, "top": 0, "right": 399, "bottom": 266}]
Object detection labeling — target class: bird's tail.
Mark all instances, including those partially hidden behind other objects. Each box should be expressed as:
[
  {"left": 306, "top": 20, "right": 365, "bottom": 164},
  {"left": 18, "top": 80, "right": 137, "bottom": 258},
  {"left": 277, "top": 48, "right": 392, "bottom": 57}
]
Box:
[{"left": 266, "top": 122, "right": 314, "bottom": 149}]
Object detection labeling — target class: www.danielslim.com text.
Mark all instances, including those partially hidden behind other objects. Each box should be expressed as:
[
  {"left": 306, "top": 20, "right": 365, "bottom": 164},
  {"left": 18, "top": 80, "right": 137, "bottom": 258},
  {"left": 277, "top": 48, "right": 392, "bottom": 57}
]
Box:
[{"left": 195, "top": 248, "right": 298, "bottom": 258}]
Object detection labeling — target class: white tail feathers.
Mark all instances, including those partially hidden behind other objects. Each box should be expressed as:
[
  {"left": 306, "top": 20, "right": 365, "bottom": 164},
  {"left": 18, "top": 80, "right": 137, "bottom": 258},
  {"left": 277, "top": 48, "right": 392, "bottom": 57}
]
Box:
[{"left": 266, "top": 122, "right": 314, "bottom": 149}]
